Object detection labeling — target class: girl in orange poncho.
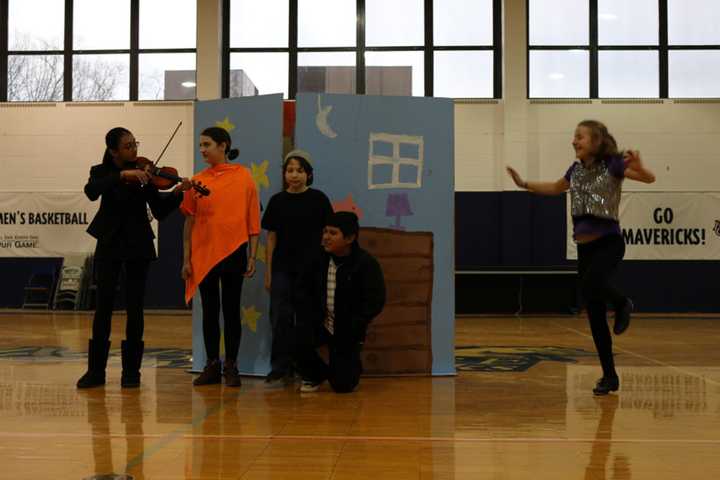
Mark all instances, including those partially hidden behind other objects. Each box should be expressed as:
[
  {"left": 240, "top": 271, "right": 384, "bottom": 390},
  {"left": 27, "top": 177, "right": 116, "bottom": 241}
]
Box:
[{"left": 180, "top": 127, "right": 260, "bottom": 387}]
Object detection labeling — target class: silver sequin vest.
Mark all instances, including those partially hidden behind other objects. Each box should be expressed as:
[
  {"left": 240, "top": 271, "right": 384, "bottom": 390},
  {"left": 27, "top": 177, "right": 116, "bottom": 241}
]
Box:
[{"left": 569, "top": 159, "right": 622, "bottom": 220}]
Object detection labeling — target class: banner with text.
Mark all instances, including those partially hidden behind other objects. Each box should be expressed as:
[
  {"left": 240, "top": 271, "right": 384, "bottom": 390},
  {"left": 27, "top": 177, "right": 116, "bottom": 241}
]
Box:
[
  {"left": 0, "top": 192, "right": 157, "bottom": 257},
  {"left": 567, "top": 193, "right": 720, "bottom": 260}
]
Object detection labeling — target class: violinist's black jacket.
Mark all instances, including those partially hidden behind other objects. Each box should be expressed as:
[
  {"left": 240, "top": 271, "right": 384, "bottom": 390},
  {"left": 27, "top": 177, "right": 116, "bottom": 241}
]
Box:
[{"left": 84, "top": 161, "right": 182, "bottom": 260}]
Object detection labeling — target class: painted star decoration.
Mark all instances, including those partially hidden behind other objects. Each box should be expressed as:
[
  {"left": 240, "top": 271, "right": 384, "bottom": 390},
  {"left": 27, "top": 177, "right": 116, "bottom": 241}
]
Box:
[
  {"left": 251, "top": 160, "right": 270, "bottom": 190},
  {"left": 241, "top": 306, "right": 261, "bottom": 333},
  {"left": 215, "top": 116, "right": 236, "bottom": 132}
]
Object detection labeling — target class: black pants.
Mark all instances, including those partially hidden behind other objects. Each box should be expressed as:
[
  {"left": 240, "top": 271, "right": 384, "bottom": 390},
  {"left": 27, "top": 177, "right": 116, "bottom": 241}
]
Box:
[
  {"left": 198, "top": 245, "right": 247, "bottom": 363},
  {"left": 92, "top": 259, "right": 150, "bottom": 343},
  {"left": 269, "top": 270, "right": 298, "bottom": 373},
  {"left": 577, "top": 234, "right": 627, "bottom": 378},
  {"left": 296, "top": 326, "right": 363, "bottom": 393}
]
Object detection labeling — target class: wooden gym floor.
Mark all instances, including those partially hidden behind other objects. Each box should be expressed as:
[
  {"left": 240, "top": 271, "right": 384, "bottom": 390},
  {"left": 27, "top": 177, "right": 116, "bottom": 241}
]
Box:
[{"left": 0, "top": 311, "right": 718, "bottom": 479}]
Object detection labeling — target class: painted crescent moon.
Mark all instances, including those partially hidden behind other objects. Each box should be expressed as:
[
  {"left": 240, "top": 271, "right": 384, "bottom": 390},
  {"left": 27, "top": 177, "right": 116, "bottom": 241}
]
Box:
[{"left": 316, "top": 95, "right": 338, "bottom": 139}]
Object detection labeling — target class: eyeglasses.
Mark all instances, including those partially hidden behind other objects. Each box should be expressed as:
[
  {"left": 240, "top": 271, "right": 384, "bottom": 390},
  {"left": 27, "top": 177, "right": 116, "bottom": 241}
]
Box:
[{"left": 123, "top": 141, "right": 140, "bottom": 149}]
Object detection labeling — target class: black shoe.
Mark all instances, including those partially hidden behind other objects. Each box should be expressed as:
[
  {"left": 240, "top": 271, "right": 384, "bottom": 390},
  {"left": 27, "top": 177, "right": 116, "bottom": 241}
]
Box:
[
  {"left": 613, "top": 298, "right": 633, "bottom": 335},
  {"left": 77, "top": 339, "right": 110, "bottom": 389},
  {"left": 193, "top": 359, "right": 222, "bottom": 386},
  {"left": 121, "top": 340, "right": 144, "bottom": 388},
  {"left": 593, "top": 376, "right": 619, "bottom": 396},
  {"left": 223, "top": 360, "right": 242, "bottom": 387},
  {"left": 265, "top": 369, "right": 287, "bottom": 383}
]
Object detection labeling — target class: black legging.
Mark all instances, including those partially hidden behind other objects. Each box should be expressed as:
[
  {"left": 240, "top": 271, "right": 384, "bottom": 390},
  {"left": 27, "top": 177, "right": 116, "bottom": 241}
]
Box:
[
  {"left": 577, "top": 234, "right": 626, "bottom": 379},
  {"left": 198, "top": 247, "right": 247, "bottom": 362},
  {"left": 92, "top": 259, "right": 150, "bottom": 343}
]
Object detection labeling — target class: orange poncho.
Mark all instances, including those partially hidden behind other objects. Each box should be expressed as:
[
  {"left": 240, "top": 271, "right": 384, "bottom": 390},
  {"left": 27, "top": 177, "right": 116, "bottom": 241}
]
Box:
[{"left": 180, "top": 163, "right": 260, "bottom": 303}]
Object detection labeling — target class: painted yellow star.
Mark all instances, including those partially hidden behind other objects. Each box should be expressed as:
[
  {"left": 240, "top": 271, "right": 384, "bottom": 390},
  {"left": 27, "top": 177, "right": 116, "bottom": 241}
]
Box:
[
  {"left": 241, "top": 305, "right": 261, "bottom": 333},
  {"left": 251, "top": 160, "right": 270, "bottom": 190},
  {"left": 215, "top": 116, "right": 235, "bottom": 132},
  {"left": 256, "top": 242, "right": 267, "bottom": 264}
]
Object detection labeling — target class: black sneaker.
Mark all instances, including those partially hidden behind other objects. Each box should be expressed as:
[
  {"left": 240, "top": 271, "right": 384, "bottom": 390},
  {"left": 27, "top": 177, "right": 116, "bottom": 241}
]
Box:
[
  {"left": 613, "top": 298, "right": 633, "bottom": 335},
  {"left": 300, "top": 379, "right": 323, "bottom": 392},
  {"left": 265, "top": 369, "right": 287, "bottom": 384},
  {"left": 593, "top": 376, "right": 619, "bottom": 396}
]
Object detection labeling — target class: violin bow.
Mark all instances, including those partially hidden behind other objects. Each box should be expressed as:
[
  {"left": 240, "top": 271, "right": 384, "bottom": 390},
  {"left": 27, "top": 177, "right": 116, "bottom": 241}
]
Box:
[{"left": 153, "top": 121, "right": 183, "bottom": 167}]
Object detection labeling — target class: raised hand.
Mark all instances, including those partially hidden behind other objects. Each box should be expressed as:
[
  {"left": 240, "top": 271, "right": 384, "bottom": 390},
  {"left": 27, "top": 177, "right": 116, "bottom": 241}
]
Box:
[
  {"left": 623, "top": 150, "right": 642, "bottom": 167},
  {"left": 506, "top": 166, "right": 526, "bottom": 189}
]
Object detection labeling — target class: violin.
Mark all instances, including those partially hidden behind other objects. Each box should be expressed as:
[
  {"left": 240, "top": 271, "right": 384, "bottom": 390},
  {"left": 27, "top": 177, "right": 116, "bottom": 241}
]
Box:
[
  {"left": 123, "top": 122, "right": 210, "bottom": 197},
  {"left": 126, "top": 156, "right": 210, "bottom": 197}
]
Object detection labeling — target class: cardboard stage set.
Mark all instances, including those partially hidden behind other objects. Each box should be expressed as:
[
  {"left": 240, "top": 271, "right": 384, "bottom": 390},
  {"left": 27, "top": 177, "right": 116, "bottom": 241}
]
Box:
[{"left": 191, "top": 93, "right": 454, "bottom": 376}]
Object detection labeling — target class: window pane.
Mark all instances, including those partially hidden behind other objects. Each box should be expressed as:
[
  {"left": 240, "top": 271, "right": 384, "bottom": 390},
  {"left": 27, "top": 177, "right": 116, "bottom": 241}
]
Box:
[
  {"left": 669, "top": 51, "right": 720, "bottom": 98},
  {"left": 298, "top": 0, "right": 355, "bottom": 47},
  {"left": 434, "top": 51, "right": 493, "bottom": 98},
  {"left": 73, "top": 54, "right": 130, "bottom": 101},
  {"left": 529, "top": 0, "right": 588, "bottom": 45},
  {"left": 297, "top": 52, "right": 356, "bottom": 94},
  {"left": 74, "top": 0, "right": 130, "bottom": 50},
  {"left": 230, "top": 0, "right": 288, "bottom": 48},
  {"left": 8, "top": 55, "right": 63, "bottom": 101},
  {"left": 230, "top": 52, "right": 288, "bottom": 97},
  {"left": 9, "top": 0, "right": 64, "bottom": 50},
  {"left": 366, "top": 0, "right": 423, "bottom": 47},
  {"left": 434, "top": 0, "right": 493, "bottom": 46},
  {"left": 598, "top": 0, "right": 658, "bottom": 45},
  {"left": 668, "top": 0, "right": 720, "bottom": 45},
  {"left": 140, "top": 0, "right": 196, "bottom": 49},
  {"left": 599, "top": 51, "right": 659, "bottom": 98},
  {"left": 365, "top": 51, "right": 424, "bottom": 96},
  {"left": 140, "top": 53, "right": 196, "bottom": 100},
  {"left": 529, "top": 50, "right": 589, "bottom": 98}
]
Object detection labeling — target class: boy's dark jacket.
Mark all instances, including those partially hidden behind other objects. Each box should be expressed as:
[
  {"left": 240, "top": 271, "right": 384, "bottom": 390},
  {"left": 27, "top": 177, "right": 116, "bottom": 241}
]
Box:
[{"left": 295, "top": 243, "right": 386, "bottom": 344}]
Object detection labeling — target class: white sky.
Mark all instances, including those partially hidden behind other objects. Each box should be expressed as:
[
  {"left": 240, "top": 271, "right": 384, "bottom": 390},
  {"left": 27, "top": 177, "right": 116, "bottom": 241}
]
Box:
[{"left": 7, "top": 0, "right": 720, "bottom": 100}]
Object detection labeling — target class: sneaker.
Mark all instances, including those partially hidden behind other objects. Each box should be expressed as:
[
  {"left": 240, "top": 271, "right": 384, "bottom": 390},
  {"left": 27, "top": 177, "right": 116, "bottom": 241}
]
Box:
[
  {"left": 300, "top": 379, "right": 323, "bottom": 393},
  {"left": 613, "top": 298, "right": 633, "bottom": 335},
  {"left": 265, "top": 369, "right": 287, "bottom": 384},
  {"left": 592, "top": 376, "right": 619, "bottom": 396}
]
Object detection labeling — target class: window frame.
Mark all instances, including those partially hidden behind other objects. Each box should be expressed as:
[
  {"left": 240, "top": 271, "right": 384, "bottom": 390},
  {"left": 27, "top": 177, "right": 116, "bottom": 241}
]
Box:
[
  {"left": 527, "top": 0, "right": 720, "bottom": 99},
  {"left": 222, "top": 0, "right": 503, "bottom": 99},
  {"left": 0, "top": 0, "right": 197, "bottom": 102}
]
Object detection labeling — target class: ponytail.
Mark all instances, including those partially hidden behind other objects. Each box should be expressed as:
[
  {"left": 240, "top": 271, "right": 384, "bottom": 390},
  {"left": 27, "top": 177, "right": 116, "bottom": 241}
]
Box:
[{"left": 201, "top": 126, "right": 237, "bottom": 159}]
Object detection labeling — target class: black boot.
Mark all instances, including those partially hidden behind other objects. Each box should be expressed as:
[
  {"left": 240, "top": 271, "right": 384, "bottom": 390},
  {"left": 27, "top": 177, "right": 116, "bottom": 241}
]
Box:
[
  {"left": 121, "top": 340, "right": 144, "bottom": 388},
  {"left": 593, "top": 376, "right": 620, "bottom": 396},
  {"left": 77, "top": 339, "right": 111, "bottom": 389}
]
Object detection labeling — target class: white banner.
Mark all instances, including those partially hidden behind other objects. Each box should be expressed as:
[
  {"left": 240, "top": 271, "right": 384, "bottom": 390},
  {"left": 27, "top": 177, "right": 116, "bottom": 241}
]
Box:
[
  {"left": 0, "top": 192, "right": 157, "bottom": 258},
  {"left": 567, "top": 192, "right": 720, "bottom": 260}
]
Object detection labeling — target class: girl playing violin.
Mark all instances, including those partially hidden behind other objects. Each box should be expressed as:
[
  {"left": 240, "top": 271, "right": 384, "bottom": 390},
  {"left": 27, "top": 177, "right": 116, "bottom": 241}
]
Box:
[{"left": 77, "top": 127, "right": 193, "bottom": 389}]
